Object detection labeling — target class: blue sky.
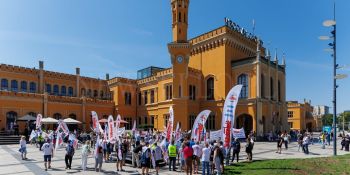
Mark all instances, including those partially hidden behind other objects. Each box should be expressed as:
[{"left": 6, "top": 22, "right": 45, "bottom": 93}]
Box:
[{"left": 0, "top": 0, "right": 349, "bottom": 112}]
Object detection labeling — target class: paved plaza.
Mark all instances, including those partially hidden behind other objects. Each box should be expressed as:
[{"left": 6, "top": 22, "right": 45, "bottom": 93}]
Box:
[{"left": 0, "top": 139, "right": 349, "bottom": 175}]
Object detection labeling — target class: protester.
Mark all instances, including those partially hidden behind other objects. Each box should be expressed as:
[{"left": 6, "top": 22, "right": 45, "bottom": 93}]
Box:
[
  {"left": 245, "top": 137, "right": 253, "bottom": 161},
  {"left": 38, "top": 133, "right": 44, "bottom": 151},
  {"left": 231, "top": 138, "right": 240, "bottom": 163},
  {"left": 141, "top": 142, "right": 151, "bottom": 175},
  {"left": 42, "top": 139, "right": 54, "bottom": 171},
  {"left": 168, "top": 140, "right": 177, "bottom": 171},
  {"left": 132, "top": 140, "right": 142, "bottom": 168},
  {"left": 121, "top": 138, "right": 129, "bottom": 168},
  {"left": 192, "top": 141, "right": 202, "bottom": 174},
  {"left": 213, "top": 143, "right": 223, "bottom": 175},
  {"left": 95, "top": 143, "right": 103, "bottom": 172},
  {"left": 81, "top": 141, "right": 91, "bottom": 171},
  {"left": 179, "top": 142, "right": 186, "bottom": 172},
  {"left": 183, "top": 141, "right": 193, "bottom": 175},
  {"left": 19, "top": 136, "right": 27, "bottom": 160},
  {"left": 65, "top": 140, "right": 75, "bottom": 169},
  {"left": 201, "top": 142, "right": 210, "bottom": 175},
  {"left": 152, "top": 142, "right": 163, "bottom": 175},
  {"left": 302, "top": 134, "right": 310, "bottom": 154}
]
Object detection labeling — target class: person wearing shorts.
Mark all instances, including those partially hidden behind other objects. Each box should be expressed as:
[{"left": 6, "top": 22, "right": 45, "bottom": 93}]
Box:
[{"left": 41, "top": 139, "right": 54, "bottom": 171}]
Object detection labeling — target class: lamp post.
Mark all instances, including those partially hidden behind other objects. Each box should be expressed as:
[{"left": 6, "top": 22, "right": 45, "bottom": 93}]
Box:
[{"left": 319, "top": 2, "right": 337, "bottom": 156}]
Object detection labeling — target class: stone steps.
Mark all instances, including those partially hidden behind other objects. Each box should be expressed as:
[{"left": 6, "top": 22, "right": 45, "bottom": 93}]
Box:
[{"left": 0, "top": 135, "right": 21, "bottom": 145}]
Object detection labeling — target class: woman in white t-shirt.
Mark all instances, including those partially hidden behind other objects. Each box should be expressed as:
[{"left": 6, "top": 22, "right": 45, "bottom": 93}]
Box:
[
  {"left": 19, "top": 136, "right": 27, "bottom": 160},
  {"left": 201, "top": 142, "right": 211, "bottom": 175}
]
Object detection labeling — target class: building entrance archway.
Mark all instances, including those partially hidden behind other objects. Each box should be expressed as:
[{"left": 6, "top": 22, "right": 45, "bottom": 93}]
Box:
[
  {"left": 236, "top": 114, "right": 253, "bottom": 136},
  {"left": 6, "top": 111, "right": 17, "bottom": 131}
]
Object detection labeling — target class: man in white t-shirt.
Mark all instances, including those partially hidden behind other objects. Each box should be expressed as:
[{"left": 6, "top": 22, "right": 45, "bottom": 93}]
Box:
[
  {"left": 41, "top": 139, "right": 54, "bottom": 171},
  {"left": 192, "top": 142, "right": 202, "bottom": 174},
  {"left": 201, "top": 142, "right": 211, "bottom": 175}
]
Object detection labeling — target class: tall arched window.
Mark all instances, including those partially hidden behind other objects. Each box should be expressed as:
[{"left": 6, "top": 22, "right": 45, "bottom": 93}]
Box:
[
  {"left": 206, "top": 77, "right": 214, "bottom": 100},
  {"left": 1, "top": 79, "right": 9, "bottom": 90},
  {"left": 270, "top": 77, "right": 274, "bottom": 100},
  {"left": 100, "top": 90, "right": 104, "bottom": 99},
  {"left": 238, "top": 74, "right": 248, "bottom": 99},
  {"left": 29, "top": 82, "right": 36, "bottom": 93},
  {"left": 11, "top": 80, "right": 18, "bottom": 92},
  {"left": 178, "top": 12, "right": 182, "bottom": 22},
  {"left": 68, "top": 87, "right": 73, "bottom": 96},
  {"left": 20, "top": 81, "right": 27, "bottom": 92},
  {"left": 81, "top": 88, "right": 86, "bottom": 96},
  {"left": 87, "top": 89, "right": 92, "bottom": 97},
  {"left": 46, "top": 84, "right": 51, "bottom": 94},
  {"left": 278, "top": 80, "right": 281, "bottom": 101},
  {"left": 93, "top": 90, "right": 98, "bottom": 97},
  {"left": 61, "top": 86, "right": 66, "bottom": 96},
  {"left": 261, "top": 74, "right": 265, "bottom": 98},
  {"left": 6, "top": 111, "right": 17, "bottom": 130},
  {"left": 53, "top": 85, "right": 59, "bottom": 95}
]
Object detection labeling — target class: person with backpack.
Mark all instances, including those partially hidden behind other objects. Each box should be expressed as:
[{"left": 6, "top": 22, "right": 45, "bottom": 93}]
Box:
[
  {"left": 65, "top": 140, "right": 75, "bottom": 169},
  {"left": 231, "top": 138, "right": 240, "bottom": 163},
  {"left": 81, "top": 140, "right": 91, "bottom": 171},
  {"left": 141, "top": 142, "right": 151, "bottom": 175},
  {"left": 168, "top": 140, "right": 177, "bottom": 171}
]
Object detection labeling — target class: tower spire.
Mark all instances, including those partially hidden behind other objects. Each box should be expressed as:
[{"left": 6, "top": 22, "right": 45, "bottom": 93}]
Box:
[
  {"left": 171, "top": 0, "right": 190, "bottom": 43},
  {"left": 282, "top": 53, "right": 286, "bottom": 66},
  {"left": 274, "top": 48, "right": 278, "bottom": 62}
]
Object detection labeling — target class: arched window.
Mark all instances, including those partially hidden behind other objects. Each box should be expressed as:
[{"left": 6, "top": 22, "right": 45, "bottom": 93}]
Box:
[
  {"left": 11, "top": 80, "right": 18, "bottom": 92},
  {"left": 68, "top": 87, "right": 73, "bottom": 96},
  {"left": 178, "top": 12, "right": 182, "bottom": 22},
  {"left": 53, "top": 113, "right": 62, "bottom": 120},
  {"left": 278, "top": 80, "right": 281, "bottom": 101},
  {"left": 28, "top": 112, "right": 36, "bottom": 117},
  {"left": 81, "top": 88, "right": 86, "bottom": 96},
  {"left": 6, "top": 111, "right": 17, "bottom": 130},
  {"left": 53, "top": 85, "right": 59, "bottom": 95},
  {"left": 46, "top": 84, "right": 52, "bottom": 94},
  {"left": 100, "top": 90, "right": 104, "bottom": 99},
  {"left": 20, "top": 81, "right": 27, "bottom": 92},
  {"left": 93, "top": 90, "right": 98, "bottom": 97},
  {"left": 206, "top": 77, "right": 214, "bottom": 100},
  {"left": 184, "top": 13, "right": 186, "bottom": 23},
  {"left": 29, "top": 82, "right": 36, "bottom": 93},
  {"left": 270, "top": 77, "right": 274, "bottom": 100},
  {"left": 87, "top": 89, "right": 92, "bottom": 97},
  {"left": 61, "top": 86, "right": 66, "bottom": 96},
  {"left": 1, "top": 79, "right": 9, "bottom": 90},
  {"left": 205, "top": 114, "right": 216, "bottom": 130},
  {"left": 238, "top": 74, "right": 248, "bottom": 99},
  {"left": 261, "top": 74, "right": 265, "bottom": 98},
  {"left": 69, "top": 113, "right": 76, "bottom": 119}
]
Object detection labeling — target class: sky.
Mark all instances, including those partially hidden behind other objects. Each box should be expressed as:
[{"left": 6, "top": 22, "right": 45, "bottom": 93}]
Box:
[{"left": 0, "top": 0, "right": 349, "bottom": 112}]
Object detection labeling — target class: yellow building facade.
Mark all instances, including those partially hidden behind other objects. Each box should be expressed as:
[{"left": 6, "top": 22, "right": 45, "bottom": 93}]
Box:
[
  {"left": 108, "top": 0, "right": 289, "bottom": 137},
  {"left": 0, "top": 0, "right": 289, "bottom": 136},
  {"left": 0, "top": 62, "right": 115, "bottom": 132},
  {"left": 287, "top": 100, "right": 317, "bottom": 131}
]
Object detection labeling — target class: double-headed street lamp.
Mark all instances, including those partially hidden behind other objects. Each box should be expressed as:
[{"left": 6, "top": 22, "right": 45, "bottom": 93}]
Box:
[{"left": 319, "top": 2, "right": 347, "bottom": 156}]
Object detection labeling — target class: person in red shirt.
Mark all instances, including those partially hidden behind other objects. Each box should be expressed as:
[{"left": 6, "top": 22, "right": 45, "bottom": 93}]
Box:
[{"left": 183, "top": 142, "right": 193, "bottom": 175}]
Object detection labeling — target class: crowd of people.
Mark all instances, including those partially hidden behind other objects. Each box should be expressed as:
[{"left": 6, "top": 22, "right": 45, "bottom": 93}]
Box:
[{"left": 17, "top": 128, "right": 350, "bottom": 175}]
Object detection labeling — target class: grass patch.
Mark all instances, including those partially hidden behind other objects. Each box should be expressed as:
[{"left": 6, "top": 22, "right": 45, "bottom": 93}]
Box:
[{"left": 224, "top": 154, "right": 350, "bottom": 175}]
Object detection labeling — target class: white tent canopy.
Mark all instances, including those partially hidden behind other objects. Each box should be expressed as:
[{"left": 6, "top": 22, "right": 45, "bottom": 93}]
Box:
[
  {"left": 63, "top": 118, "right": 82, "bottom": 124},
  {"left": 17, "top": 114, "right": 36, "bottom": 121},
  {"left": 41, "top": 117, "right": 58, "bottom": 124}
]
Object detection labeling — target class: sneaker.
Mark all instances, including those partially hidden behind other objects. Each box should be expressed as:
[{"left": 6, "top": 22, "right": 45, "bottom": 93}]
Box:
[{"left": 45, "top": 169, "right": 47, "bottom": 171}]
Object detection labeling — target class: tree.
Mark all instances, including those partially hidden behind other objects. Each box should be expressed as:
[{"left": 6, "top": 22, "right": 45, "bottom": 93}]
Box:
[
  {"left": 338, "top": 111, "right": 350, "bottom": 130},
  {"left": 322, "top": 114, "right": 333, "bottom": 126}
]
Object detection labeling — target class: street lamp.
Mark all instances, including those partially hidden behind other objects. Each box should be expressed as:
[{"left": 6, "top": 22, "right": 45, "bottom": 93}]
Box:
[{"left": 319, "top": 2, "right": 337, "bottom": 156}]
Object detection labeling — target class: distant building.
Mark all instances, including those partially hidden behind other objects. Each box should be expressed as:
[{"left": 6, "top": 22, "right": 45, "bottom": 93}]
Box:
[
  {"left": 287, "top": 100, "right": 320, "bottom": 131},
  {"left": 313, "top": 105, "right": 330, "bottom": 117}
]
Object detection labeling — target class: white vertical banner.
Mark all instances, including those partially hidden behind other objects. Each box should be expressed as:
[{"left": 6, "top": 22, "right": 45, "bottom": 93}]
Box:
[
  {"left": 132, "top": 120, "right": 136, "bottom": 132},
  {"left": 115, "top": 114, "right": 121, "bottom": 141},
  {"left": 108, "top": 115, "right": 115, "bottom": 143},
  {"left": 91, "top": 111, "right": 100, "bottom": 133},
  {"left": 191, "top": 110, "right": 211, "bottom": 142},
  {"left": 221, "top": 85, "right": 242, "bottom": 150},
  {"left": 36, "top": 114, "right": 42, "bottom": 129},
  {"left": 166, "top": 106, "right": 174, "bottom": 141},
  {"left": 175, "top": 122, "right": 181, "bottom": 141}
]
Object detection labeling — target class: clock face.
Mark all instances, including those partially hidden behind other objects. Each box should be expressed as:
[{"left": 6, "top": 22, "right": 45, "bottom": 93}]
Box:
[{"left": 177, "top": 56, "right": 183, "bottom": 63}]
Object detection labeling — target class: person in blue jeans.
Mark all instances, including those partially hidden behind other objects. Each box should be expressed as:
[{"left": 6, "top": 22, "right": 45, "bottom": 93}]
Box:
[{"left": 201, "top": 142, "right": 211, "bottom": 175}]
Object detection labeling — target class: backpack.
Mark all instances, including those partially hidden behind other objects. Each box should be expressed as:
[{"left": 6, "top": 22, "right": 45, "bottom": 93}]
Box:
[
  {"left": 67, "top": 145, "right": 74, "bottom": 156},
  {"left": 140, "top": 148, "right": 150, "bottom": 164}
]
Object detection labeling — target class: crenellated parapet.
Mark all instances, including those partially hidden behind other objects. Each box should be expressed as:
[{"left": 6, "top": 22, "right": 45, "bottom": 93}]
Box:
[
  {"left": 44, "top": 70, "right": 76, "bottom": 81},
  {"left": 0, "top": 63, "right": 39, "bottom": 75},
  {"left": 190, "top": 26, "right": 265, "bottom": 57}
]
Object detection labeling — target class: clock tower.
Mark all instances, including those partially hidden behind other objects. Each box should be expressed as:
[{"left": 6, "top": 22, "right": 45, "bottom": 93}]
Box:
[{"left": 168, "top": 0, "right": 191, "bottom": 99}]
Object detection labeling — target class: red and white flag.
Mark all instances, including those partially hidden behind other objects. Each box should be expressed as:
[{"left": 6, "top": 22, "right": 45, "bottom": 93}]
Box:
[
  {"left": 166, "top": 106, "right": 174, "bottom": 141},
  {"left": 35, "top": 114, "right": 42, "bottom": 129},
  {"left": 108, "top": 115, "right": 115, "bottom": 143},
  {"left": 91, "top": 111, "right": 100, "bottom": 133}
]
